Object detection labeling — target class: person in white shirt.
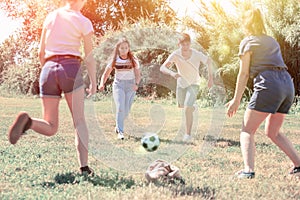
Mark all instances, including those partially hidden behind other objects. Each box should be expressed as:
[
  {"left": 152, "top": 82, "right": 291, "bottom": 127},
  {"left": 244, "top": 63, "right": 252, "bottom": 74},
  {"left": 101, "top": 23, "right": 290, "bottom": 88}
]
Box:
[
  {"left": 8, "top": 0, "right": 96, "bottom": 175},
  {"left": 99, "top": 37, "right": 141, "bottom": 140},
  {"left": 160, "top": 33, "right": 213, "bottom": 142}
]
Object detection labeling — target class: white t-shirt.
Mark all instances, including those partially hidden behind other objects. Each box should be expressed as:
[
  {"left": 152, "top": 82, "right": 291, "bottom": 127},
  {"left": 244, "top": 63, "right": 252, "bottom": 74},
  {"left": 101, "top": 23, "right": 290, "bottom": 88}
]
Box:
[
  {"left": 43, "top": 8, "right": 94, "bottom": 59},
  {"left": 106, "top": 56, "right": 140, "bottom": 80},
  {"left": 166, "top": 48, "right": 209, "bottom": 88}
]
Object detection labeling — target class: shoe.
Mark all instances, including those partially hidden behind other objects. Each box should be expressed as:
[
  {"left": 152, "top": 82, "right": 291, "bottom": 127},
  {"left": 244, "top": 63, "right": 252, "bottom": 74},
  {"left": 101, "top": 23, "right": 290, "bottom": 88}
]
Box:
[
  {"left": 8, "top": 112, "right": 31, "bottom": 145},
  {"left": 80, "top": 166, "right": 94, "bottom": 176},
  {"left": 115, "top": 127, "right": 124, "bottom": 140},
  {"left": 182, "top": 134, "right": 192, "bottom": 143},
  {"left": 117, "top": 132, "right": 124, "bottom": 140},
  {"left": 289, "top": 166, "right": 300, "bottom": 176},
  {"left": 235, "top": 170, "right": 255, "bottom": 179}
]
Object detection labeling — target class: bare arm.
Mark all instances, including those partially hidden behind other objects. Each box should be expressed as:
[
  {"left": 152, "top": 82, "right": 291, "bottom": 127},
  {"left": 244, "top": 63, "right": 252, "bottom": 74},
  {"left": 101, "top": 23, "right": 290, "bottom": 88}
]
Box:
[
  {"left": 206, "top": 58, "right": 214, "bottom": 89},
  {"left": 134, "top": 67, "right": 141, "bottom": 90},
  {"left": 98, "top": 66, "right": 113, "bottom": 91},
  {"left": 83, "top": 31, "right": 97, "bottom": 97},
  {"left": 160, "top": 61, "right": 180, "bottom": 79},
  {"left": 226, "top": 51, "right": 251, "bottom": 117},
  {"left": 38, "top": 28, "right": 47, "bottom": 66}
]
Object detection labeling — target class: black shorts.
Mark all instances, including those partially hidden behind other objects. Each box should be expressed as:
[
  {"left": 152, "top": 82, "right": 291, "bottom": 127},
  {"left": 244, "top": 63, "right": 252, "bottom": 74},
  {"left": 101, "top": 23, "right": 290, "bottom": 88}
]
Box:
[{"left": 248, "top": 70, "right": 294, "bottom": 114}]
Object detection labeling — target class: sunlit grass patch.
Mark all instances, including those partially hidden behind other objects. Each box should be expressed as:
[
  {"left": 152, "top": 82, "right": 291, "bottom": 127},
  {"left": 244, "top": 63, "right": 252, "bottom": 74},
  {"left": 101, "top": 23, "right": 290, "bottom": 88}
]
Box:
[{"left": 1, "top": 96, "right": 300, "bottom": 199}]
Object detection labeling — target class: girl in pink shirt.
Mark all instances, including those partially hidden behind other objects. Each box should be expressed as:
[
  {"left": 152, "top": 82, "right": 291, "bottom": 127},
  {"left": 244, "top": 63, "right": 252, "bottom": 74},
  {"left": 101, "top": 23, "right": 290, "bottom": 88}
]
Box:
[{"left": 8, "top": 0, "right": 96, "bottom": 175}]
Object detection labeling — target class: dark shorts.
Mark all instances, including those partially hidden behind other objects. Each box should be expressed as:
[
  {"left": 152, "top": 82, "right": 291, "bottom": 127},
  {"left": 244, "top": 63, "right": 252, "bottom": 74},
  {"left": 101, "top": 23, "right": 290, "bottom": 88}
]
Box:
[
  {"left": 248, "top": 70, "right": 294, "bottom": 114},
  {"left": 39, "top": 58, "right": 83, "bottom": 98}
]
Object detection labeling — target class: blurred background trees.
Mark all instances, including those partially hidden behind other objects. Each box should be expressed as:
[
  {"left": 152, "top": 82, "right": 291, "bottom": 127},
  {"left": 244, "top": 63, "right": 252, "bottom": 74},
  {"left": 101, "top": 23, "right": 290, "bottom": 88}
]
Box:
[{"left": 0, "top": 0, "right": 299, "bottom": 101}]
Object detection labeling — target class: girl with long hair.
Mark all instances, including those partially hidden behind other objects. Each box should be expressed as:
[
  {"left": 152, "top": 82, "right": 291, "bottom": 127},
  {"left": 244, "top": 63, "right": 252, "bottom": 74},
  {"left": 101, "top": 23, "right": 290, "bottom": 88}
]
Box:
[
  {"left": 226, "top": 8, "right": 300, "bottom": 179},
  {"left": 99, "top": 37, "right": 141, "bottom": 140}
]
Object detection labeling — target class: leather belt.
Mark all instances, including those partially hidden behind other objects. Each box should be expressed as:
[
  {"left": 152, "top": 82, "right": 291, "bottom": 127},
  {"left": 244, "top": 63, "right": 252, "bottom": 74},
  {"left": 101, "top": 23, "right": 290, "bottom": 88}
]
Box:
[
  {"left": 270, "top": 66, "right": 287, "bottom": 71},
  {"left": 45, "top": 55, "right": 82, "bottom": 62}
]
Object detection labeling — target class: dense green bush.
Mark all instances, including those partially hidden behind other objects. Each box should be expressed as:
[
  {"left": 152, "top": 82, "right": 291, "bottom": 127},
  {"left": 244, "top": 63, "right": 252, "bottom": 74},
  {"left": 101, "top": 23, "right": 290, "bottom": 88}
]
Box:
[
  {"left": 91, "top": 19, "right": 213, "bottom": 100},
  {"left": 183, "top": 0, "right": 300, "bottom": 99}
]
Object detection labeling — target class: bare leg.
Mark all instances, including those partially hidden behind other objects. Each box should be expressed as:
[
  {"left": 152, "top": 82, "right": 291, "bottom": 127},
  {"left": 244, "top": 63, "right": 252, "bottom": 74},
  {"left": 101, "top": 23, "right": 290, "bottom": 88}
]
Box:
[
  {"left": 185, "top": 106, "right": 195, "bottom": 135},
  {"left": 65, "top": 88, "right": 89, "bottom": 168},
  {"left": 241, "top": 109, "right": 269, "bottom": 172},
  {"left": 265, "top": 113, "right": 300, "bottom": 167},
  {"left": 31, "top": 97, "right": 60, "bottom": 136}
]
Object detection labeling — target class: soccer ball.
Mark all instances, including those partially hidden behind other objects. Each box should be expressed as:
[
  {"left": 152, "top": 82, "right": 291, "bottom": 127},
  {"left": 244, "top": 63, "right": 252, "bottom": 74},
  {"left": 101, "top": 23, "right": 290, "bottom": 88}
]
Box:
[{"left": 141, "top": 133, "right": 160, "bottom": 152}]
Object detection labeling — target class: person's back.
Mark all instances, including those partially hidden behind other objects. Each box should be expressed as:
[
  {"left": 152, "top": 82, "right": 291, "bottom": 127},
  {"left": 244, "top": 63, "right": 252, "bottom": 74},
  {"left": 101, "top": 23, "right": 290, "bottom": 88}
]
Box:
[
  {"left": 8, "top": 0, "right": 97, "bottom": 176},
  {"left": 227, "top": 8, "right": 300, "bottom": 179},
  {"left": 239, "top": 34, "right": 287, "bottom": 78},
  {"left": 44, "top": 7, "right": 93, "bottom": 58}
]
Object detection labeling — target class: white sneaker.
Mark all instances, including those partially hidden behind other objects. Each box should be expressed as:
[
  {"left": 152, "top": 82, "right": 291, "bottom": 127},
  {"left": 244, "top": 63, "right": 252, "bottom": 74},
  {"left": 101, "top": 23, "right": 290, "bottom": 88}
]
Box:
[
  {"left": 182, "top": 134, "right": 192, "bottom": 143},
  {"left": 118, "top": 132, "right": 124, "bottom": 140},
  {"left": 115, "top": 127, "right": 124, "bottom": 140}
]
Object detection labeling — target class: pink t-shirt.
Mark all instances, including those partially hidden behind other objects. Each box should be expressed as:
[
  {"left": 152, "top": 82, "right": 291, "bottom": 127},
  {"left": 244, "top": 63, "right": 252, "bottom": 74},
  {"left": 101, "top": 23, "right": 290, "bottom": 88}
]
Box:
[{"left": 43, "top": 7, "right": 94, "bottom": 59}]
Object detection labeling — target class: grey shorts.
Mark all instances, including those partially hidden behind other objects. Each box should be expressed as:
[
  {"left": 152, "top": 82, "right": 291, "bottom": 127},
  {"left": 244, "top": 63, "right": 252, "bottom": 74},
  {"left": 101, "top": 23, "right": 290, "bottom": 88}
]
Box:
[
  {"left": 176, "top": 84, "right": 199, "bottom": 107},
  {"left": 248, "top": 70, "right": 294, "bottom": 114},
  {"left": 39, "top": 58, "right": 83, "bottom": 98}
]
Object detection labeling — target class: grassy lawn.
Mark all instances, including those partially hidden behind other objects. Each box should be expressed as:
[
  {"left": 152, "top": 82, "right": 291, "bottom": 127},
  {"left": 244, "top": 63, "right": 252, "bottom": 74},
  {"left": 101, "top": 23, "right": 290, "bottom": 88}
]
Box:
[{"left": 1, "top": 96, "right": 300, "bottom": 199}]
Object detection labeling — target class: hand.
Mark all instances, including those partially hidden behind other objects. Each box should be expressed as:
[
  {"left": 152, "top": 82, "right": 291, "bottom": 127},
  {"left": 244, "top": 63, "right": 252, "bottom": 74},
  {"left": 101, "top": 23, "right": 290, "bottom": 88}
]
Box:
[
  {"left": 225, "top": 99, "right": 240, "bottom": 117},
  {"left": 86, "top": 83, "right": 97, "bottom": 98},
  {"left": 98, "top": 84, "right": 105, "bottom": 92},
  {"left": 174, "top": 73, "right": 181, "bottom": 79},
  {"left": 133, "top": 84, "right": 139, "bottom": 91}
]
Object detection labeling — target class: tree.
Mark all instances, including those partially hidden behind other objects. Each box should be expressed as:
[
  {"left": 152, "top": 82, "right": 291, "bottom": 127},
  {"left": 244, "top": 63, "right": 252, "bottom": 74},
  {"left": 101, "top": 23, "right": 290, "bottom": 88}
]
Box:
[
  {"left": 182, "top": 0, "right": 300, "bottom": 97},
  {"left": 81, "top": 0, "right": 176, "bottom": 36},
  {"left": 0, "top": 0, "right": 176, "bottom": 95}
]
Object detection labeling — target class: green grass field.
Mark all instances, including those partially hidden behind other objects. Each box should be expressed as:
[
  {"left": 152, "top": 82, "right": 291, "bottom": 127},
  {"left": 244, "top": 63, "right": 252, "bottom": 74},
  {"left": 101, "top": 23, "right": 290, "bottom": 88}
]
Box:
[{"left": 1, "top": 96, "right": 300, "bottom": 199}]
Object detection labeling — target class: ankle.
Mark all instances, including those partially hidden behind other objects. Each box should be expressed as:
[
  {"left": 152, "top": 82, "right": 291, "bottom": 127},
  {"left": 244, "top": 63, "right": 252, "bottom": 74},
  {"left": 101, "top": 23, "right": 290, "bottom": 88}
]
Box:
[{"left": 23, "top": 117, "right": 32, "bottom": 132}]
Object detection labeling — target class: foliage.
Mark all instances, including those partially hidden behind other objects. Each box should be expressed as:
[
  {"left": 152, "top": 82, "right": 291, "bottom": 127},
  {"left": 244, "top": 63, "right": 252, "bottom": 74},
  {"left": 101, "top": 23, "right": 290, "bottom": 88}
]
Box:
[
  {"left": 0, "top": 0, "right": 299, "bottom": 99},
  {"left": 81, "top": 0, "right": 177, "bottom": 36},
  {"left": 263, "top": 0, "right": 300, "bottom": 95},
  {"left": 0, "top": 0, "right": 177, "bottom": 96},
  {"left": 91, "top": 18, "right": 178, "bottom": 98},
  {"left": 183, "top": 0, "right": 300, "bottom": 98}
]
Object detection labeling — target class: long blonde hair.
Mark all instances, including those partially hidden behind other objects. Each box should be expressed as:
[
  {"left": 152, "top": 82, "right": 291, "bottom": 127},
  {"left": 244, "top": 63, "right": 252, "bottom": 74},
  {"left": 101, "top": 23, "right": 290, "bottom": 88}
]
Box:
[
  {"left": 111, "top": 37, "right": 137, "bottom": 69},
  {"left": 243, "top": 8, "right": 266, "bottom": 36}
]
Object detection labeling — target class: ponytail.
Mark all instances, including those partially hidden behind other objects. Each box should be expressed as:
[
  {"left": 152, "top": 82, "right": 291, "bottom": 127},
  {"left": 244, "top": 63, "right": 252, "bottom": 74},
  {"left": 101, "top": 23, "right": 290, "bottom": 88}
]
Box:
[{"left": 243, "top": 8, "right": 266, "bottom": 36}]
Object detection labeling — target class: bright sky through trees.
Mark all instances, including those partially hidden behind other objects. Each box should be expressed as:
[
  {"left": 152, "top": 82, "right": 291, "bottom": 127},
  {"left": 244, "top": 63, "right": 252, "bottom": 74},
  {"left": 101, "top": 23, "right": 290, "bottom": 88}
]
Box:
[
  {"left": 0, "top": 1, "right": 237, "bottom": 44},
  {"left": 0, "top": 9, "right": 22, "bottom": 43}
]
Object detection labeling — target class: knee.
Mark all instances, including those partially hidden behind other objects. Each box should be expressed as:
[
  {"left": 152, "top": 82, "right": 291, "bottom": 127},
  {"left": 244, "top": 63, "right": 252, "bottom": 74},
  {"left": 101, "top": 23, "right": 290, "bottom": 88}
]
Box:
[
  {"left": 185, "top": 106, "right": 194, "bottom": 113},
  {"left": 266, "top": 131, "right": 278, "bottom": 140},
  {"left": 241, "top": 127, "right": 255, "bottom": 135},
  {"left": 47, "top": 127, "right": 58, "bottom": 136}
]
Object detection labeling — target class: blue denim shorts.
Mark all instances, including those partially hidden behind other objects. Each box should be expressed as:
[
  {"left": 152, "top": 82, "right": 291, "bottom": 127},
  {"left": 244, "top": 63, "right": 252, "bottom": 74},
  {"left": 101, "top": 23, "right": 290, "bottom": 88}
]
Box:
[
  {"left": 176, "top": 84, "right": 199, "bottom": 107},
  {"left": 248, "top": 70, "right": 294, "bottom": 114},
  {"left": 39, "top": 58, "right": 83, "bottom": 98}
]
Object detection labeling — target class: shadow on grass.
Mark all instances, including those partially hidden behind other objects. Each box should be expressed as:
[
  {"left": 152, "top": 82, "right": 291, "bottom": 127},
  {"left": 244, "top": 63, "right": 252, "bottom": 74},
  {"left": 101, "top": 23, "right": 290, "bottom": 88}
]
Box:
[
  {"left": 41, "top": 171, "right": 135, "bottom": 190},
  {"left": 130, "top": 135, "right": 196, "bottom": 146},
  {"left": 203, "top": 136, "right": 274, "bottom": 149},
  {"left": 152, "top": 178, "right": 216, "bottom": 199}
]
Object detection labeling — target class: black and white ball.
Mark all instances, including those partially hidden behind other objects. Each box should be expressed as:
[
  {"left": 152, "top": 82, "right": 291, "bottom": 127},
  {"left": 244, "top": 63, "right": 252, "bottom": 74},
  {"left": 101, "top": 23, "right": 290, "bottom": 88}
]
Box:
[{"left": 141, "top": 133, "right": 160, "bottom": 152}]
